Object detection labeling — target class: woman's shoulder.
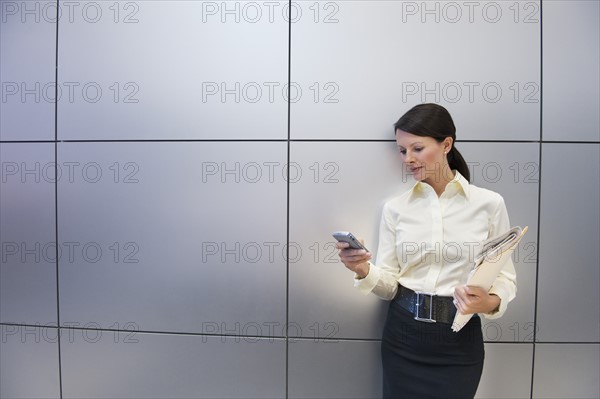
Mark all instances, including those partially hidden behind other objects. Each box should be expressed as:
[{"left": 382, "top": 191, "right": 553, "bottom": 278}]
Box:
[
  {"left": 380, "top": 190, "right": 417, "bottom": 219},
  {"left": 383, "top": 189, "right": 414, "bottom": 208},
  {"left": 467, "top": 181, "right": 505, "bottom": 206}
]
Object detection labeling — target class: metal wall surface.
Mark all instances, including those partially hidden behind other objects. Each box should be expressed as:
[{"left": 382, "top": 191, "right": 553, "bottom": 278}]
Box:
[{"left": 1, "top": 1, "right": 598, "bottom": 398}]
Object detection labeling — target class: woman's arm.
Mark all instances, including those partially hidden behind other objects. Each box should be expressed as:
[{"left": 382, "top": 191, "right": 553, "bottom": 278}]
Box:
[
  {"left": 455, "top": 196, "right": 517, "bottom": 317},
  {"left": 337, "top": 203, "right": 402, "bottom": 300}
]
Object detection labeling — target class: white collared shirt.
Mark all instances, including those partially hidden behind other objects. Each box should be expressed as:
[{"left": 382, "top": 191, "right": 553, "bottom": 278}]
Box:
[{"left": 354, "top": 170, "right": 517, "bottom": 319}]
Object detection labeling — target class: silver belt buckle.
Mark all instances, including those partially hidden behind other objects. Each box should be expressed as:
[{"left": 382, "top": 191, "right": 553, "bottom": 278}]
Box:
[{"left": 414, "top": 291, "right": 436, "bottom": 323}]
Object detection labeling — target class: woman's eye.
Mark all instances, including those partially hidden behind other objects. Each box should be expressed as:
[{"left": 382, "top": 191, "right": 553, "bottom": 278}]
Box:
[
  {"left": 399, "top": 149, "right": 406, "bottom": 155},
  {"left": 414, "top": 147, "right": 423, "bottom": 152}
]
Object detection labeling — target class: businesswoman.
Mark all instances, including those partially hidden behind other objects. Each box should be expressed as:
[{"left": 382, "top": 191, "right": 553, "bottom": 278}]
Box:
[{"left": 336, "top": 103, "right": 517, "bottom": 399}]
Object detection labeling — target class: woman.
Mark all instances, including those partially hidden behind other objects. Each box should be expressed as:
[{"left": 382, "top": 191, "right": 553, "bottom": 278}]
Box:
[{"left": 336, "top": 103, "right": 517, "bottom": 399}]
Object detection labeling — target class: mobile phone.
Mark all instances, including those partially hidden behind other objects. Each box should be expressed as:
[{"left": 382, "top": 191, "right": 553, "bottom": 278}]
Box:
[{"left": 332, "top": 231, "right": 369, "bottom": 252}]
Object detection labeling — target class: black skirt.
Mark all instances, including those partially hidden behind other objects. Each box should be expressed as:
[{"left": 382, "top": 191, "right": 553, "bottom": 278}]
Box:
[{"left": 381, "top": 291, "right": 485, "bottom": 399}]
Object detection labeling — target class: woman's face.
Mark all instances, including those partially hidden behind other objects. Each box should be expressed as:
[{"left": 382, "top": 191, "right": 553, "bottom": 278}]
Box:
[{"left": 395, "top": 129, "right": 453, "bottom": 184}]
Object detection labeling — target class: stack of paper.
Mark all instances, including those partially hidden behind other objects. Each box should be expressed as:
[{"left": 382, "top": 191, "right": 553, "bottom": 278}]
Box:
[{"left": 451, "top": 226, "right": 528, "bottom": 332}]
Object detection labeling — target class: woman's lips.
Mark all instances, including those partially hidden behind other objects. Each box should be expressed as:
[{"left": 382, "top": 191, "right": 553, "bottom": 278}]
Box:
[{"left": 408, "top": 166, "right": 422, "bottom": 173}]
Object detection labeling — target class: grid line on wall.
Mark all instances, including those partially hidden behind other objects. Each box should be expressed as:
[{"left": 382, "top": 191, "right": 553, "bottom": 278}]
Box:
[
  {"left": 285, "top": 0, "right": 292, "bottom": 397},
  {"left": 53, "top": 0, "right": 63, "bottom": 397},
  {"left": 2, "top": 139, "right": 599, "bottom": 144},
  {"left": 3, "top": 321, "right": 599, "bottom": 346},
  {"left": 530, "top": 2, "right": 543, "bottom": 397}
]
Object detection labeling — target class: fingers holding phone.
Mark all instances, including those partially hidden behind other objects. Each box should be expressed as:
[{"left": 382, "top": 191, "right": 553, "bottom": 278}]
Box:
[{"left": 332, "top": 231, "right": 372, "bottom": 277}]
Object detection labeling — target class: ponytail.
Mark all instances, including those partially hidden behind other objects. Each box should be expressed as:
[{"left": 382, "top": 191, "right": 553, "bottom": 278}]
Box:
[{"left": 447, "top": 145, "right": 470, "bottom": 182}]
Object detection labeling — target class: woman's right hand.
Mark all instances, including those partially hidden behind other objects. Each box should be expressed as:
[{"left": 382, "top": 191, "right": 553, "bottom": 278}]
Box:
[{"left": 336, "top": 241, "right": 372, "bottom": 279}]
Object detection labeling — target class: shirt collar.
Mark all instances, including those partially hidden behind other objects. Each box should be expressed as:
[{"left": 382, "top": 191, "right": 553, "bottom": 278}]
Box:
[
  {"left": 408, "top": 170, "right": 470, "bottom": 200},
  {"left": 452, "top": 170, "right": 470, "bottom": 199}
]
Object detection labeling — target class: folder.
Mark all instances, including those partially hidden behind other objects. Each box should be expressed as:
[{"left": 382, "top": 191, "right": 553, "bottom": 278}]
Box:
[{"left": 451, "top": 226, "right": 528, "bottom": 332}]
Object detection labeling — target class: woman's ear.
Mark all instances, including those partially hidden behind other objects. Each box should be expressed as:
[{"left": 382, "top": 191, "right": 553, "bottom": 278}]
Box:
[{"left": 443, "top": 137, "right": 453, "bottom": 154}]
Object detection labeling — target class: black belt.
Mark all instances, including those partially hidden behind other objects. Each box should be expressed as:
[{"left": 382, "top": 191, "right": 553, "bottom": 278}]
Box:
[{"left": 394, "top": 285, "right": 458, "bottom": 324}]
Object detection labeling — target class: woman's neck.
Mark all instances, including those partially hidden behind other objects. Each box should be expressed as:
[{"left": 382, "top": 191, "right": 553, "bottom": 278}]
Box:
[{"left": 424, "top": 167, "right": 455, "bottom": 197}]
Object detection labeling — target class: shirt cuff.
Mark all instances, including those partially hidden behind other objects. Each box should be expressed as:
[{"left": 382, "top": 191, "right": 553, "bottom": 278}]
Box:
[
  {"left": 482, "top": 285, "right": 510, "bottom": 319},
  {"left": 353, "top": 262, "right": 379, "bottom": 295}
]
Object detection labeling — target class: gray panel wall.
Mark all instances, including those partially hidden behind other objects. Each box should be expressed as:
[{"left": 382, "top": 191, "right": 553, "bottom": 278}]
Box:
[
  {"left": 0, "top": 0, "right": 56, "bottom": 141},
  {"left": 543, "top": 0, "right": 600, "bottom": 141},
  {"left": 532, "top": 344, "right": 600, "bottom": 399},
  {"left": 0, "top": 325, "right": 60, "bottom": 398},
  {"left": 1, "top": 144, "right": 57, "bottom": 325},
  {"left": 60, "top": 332, "right": 286, "bottom": 399},
  {"left": 1, "top": 1, "right": 598, "bottom": 398}
]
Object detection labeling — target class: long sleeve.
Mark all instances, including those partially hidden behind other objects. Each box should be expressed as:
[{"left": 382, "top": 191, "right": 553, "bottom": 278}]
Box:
[
  {"left": 353, "top": 203, "right": 401, "bottom": 300},
  {"left": 350, "top": 171, "right": 518, "bottom": 319},
  {"left": 482, "top": 196, "right": 518, "bottom": 319}
]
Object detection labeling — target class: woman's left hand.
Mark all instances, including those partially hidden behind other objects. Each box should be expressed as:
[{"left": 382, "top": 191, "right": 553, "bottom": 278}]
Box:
[{"left": 453, "top": 286, "right": 500, "bottom": 315}]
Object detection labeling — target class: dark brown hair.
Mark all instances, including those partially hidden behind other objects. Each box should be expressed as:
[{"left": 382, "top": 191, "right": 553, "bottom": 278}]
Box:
[{"left": 393, "top": 103, "right": 470, "bottom": 181}]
